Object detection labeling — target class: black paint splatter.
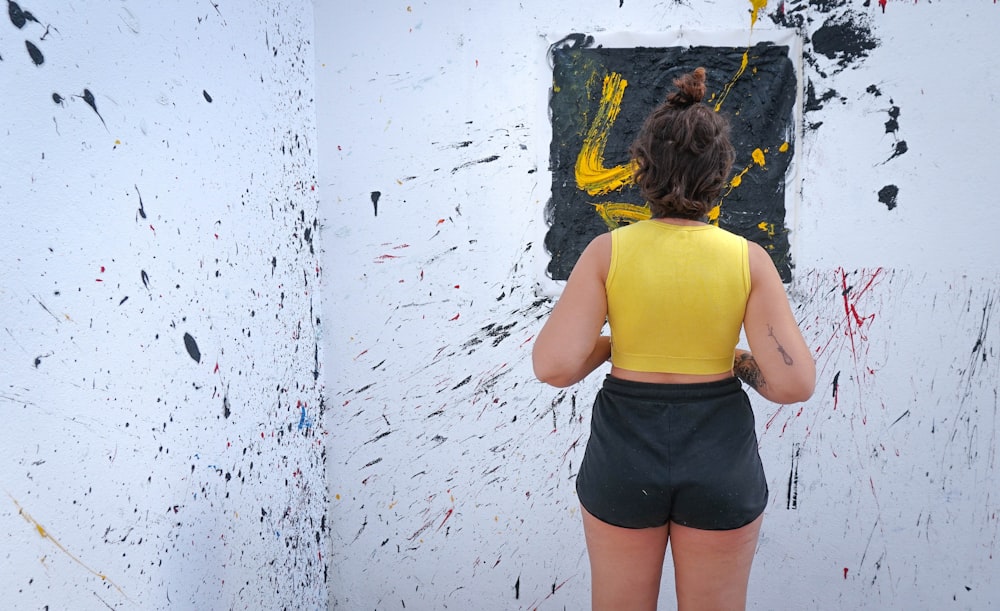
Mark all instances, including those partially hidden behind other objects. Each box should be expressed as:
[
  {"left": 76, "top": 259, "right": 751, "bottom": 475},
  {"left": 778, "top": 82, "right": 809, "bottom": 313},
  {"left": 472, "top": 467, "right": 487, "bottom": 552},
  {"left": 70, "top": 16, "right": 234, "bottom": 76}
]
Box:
[
  {"left": 884, "top": 105, "right": 900, "bottom": 134},
  {"left": 8, "top": 1, "right": 38, "bottom": 28},
  {"left": 203, "top": 89, "right": 213, "bottom": 103},
  {"left": 80, "top": 88, "right": 107, "bottom": 128},
  {"left": 25, "top": 40, "right": 42, "bottom": 65},
  {"left": 881, "top": 140, "right": 907, "bottom": 164},
  {"left": 51, "top": 92, "right": 63, "bottom": 105},
  {"left": 451, "top": 155, "right": 500, "bottom": 174},
  {"left": 370, "top": 191, "right": 381, "bottom": 216},
  {"left": 223, "top": 393, "right": 231, "bottom": 418},
  {"left": 810, "top": 11, "right": 878, "bottom": 71},
  {"left": 878, "top": 185, "right": 898, "bottom": 210},
  {"left": 804, "top": 79, "right": 840, "bottom": 112},
  {"left": 140, "top": 270, "right": 149, "bottom": 288},
  {"left": 867, "top": 84, "right": 882, "bottom": 97},
  {"left": 514, "top": 576, "right": 520, "bottom": 600},
  {"left": 135, "top": 185, "right": 146, "bottom": 218},
  {"left": 183, "top": 332, "right": 201, "bottom": 363}
]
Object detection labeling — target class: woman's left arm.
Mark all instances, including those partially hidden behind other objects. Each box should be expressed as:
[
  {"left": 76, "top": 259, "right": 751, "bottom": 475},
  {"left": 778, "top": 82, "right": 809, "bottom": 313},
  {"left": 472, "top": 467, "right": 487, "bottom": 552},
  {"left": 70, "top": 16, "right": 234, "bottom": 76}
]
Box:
[{"left": 532, "top": 234, "right": 611, "bottom": 388}]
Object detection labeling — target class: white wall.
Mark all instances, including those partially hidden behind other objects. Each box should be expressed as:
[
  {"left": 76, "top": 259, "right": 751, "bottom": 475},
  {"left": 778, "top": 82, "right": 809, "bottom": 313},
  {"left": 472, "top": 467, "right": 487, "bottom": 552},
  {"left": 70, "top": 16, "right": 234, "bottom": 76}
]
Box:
[
  {"left": 1, "top": 2, "right": 327, "bottom": 609},
  {"left": 320, "top": 1, "right": 1000, "bottom": 610}
]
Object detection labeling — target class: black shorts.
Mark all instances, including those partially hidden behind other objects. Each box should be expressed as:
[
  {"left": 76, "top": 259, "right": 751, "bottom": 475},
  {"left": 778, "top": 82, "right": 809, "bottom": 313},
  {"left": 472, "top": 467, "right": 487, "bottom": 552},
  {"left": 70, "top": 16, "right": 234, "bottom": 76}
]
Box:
[{"left": 576, "top": 375, "right": 768, "bottom": 530}]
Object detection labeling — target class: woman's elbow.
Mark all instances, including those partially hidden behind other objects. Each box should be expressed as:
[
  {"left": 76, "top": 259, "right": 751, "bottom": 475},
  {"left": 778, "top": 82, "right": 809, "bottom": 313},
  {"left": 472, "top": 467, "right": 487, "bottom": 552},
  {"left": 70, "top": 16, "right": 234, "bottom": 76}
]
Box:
[
  {"left": 533, "top": 363, "right": 575, "bottom": 388},
  {"left": 768, "top": 373, "right": 816, "bottom": 404}
]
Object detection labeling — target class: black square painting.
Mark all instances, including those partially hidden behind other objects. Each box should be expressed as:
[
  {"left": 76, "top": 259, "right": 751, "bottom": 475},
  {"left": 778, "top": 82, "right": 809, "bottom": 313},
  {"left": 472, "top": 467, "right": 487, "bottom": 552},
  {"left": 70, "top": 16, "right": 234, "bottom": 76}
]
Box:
[{"left": 544, "top": 34, "right": 798, "bottom": 282}]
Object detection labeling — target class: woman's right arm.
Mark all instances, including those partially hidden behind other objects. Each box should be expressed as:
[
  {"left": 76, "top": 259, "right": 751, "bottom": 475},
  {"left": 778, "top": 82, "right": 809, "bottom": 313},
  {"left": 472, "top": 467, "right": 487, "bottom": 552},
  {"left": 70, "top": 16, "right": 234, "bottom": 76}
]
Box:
[{"left": 738, "top": 242, "right": 816, "bottom": 404}]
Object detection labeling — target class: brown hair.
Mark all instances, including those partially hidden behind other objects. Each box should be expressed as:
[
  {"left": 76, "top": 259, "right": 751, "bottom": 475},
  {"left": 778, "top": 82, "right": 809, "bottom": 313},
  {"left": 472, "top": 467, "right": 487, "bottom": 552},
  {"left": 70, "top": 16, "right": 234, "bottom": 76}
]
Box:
[{"left": 629, "top": 67, "right": 735, "bottom": 220}]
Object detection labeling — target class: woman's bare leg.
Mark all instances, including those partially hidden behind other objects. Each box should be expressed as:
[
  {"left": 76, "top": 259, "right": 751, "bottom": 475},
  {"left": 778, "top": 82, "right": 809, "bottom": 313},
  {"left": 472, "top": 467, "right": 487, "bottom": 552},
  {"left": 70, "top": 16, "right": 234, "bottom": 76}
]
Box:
[
  {"left": 581, "top": 505, "right": 670, "bottom": 611},
  {"left": 669, "top": 514, "right": 764, "bottom": 611}
]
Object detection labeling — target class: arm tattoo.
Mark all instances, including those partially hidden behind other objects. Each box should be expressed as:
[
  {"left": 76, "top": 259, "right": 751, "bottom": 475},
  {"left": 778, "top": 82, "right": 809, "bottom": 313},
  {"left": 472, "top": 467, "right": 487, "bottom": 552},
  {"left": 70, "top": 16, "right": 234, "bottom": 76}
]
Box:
[
  {"left": 767, "top": 324, "right": 794, "bottom": 366},
  {"left": 734, "top": 352, "right": 767, "bottom": 391}
]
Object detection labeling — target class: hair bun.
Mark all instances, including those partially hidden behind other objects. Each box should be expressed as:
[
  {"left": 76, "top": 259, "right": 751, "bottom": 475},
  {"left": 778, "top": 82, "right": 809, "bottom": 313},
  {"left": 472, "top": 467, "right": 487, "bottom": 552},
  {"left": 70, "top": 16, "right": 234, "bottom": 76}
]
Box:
[{"left": 666, "top": 67, "right": 707, "bottom": 108}]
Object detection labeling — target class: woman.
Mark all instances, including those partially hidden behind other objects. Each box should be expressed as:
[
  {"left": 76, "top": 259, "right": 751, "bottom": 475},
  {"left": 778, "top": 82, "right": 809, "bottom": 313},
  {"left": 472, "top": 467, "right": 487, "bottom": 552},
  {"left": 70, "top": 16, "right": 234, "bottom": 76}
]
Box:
[{"left": 532, "top": 67, "right": 815, "bottom": 610}]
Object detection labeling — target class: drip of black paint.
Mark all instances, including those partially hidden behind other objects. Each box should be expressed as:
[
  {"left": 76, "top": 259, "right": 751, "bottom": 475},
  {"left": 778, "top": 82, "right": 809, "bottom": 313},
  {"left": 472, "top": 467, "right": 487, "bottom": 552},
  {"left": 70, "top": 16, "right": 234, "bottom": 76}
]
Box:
[
  {"left": 878, "top": 185, "right": 899, "bottom": 210},
  {"left": 514, "top": 576, "right": 520, "bottom": 600},
  {"left": 371, "top": 191, "right": 381, "bottom": 216},
  {"left": 141, "top": 270, "right": 149, "bottom": 288},
  {"left": 25, "top": 40, "right": 43, "bottom": 65},
  {"left": 52, "top": 92, "right": 63, "bottom": 105},
  {"left": 203, "top": 89, "right": 213, "bottom": 103},
  {"left": 786, "top": 443, "right": 801, "bottom": 510},
  {"left": 183, "top": 332, "right": 201, "bottom": 363}
]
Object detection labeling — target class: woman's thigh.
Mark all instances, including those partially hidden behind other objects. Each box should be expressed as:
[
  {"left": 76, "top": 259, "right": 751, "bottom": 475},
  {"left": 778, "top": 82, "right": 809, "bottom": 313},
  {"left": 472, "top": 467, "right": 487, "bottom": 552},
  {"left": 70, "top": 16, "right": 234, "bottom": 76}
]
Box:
[
  {"left": 669, "top": 514, "right": 764, "bottom": 611},
  {"left": 581, "top": 505, "right": 670, "bottom": 611}
]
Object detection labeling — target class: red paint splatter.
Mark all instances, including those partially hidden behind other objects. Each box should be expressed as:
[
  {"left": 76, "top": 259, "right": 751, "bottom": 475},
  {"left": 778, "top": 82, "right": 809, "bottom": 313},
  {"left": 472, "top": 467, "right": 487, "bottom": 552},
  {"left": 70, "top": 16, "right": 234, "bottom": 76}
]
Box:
[
  {"left": 437, "top": 508, "right": 454, "bottom": 531},
  {"left": 878, "top": 0, "right": 887, "bottom": 11},
  {"left": 843, "top": 567, "right": 849, "bottom": 579},
  {"left": 454, "top": 284, "right": 460, "bottom": 289},
  {"left": 374, "top": 254, "right": 401, "bottom": 263},
  {"left": 436, "top": 219, "right": 446, "bottom": 225},
  {"left": 838, "top": 267, "right": 882, "bottom": 360},
  {"left": 449, "top": 313, "right": 460, "bottom": 321},
  {"left": 214, "top": 362, "right": 219, "bottom": 373}
]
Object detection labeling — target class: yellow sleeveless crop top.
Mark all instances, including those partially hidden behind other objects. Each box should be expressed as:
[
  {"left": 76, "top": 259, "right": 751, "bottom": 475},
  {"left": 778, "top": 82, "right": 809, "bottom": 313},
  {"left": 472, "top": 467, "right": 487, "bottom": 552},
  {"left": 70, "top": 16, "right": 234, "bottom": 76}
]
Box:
[{"left": 606, "top": 219, "right": 751, "bottom": 375}]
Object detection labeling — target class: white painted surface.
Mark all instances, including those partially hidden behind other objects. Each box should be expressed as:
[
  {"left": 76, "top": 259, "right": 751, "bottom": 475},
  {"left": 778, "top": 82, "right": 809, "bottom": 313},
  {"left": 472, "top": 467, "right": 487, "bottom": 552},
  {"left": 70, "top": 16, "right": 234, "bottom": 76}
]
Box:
[
  {"left": 1, "top": 2, "right": 326, "bottom": 609},
  {"left": 319, "top": 2, "right": 1000, "bottom": 610}
]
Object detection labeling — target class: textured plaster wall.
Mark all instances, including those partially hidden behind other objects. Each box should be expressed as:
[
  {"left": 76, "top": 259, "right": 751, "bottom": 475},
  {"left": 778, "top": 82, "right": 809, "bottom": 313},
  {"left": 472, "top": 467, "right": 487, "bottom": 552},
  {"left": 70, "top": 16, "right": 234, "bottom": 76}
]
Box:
[
  {"left": 320, "top": 1, "right": 1000, "bottom": 610},
  {"left": 1, "top": 1, "right": 327, "bottom": 609}
]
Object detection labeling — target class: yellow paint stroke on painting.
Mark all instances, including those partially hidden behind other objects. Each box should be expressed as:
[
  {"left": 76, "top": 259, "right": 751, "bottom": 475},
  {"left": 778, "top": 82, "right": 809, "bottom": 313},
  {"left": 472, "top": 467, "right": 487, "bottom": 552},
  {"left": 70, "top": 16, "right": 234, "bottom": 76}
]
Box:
[
  {"left": 751, "top": 147, "right": 766, "bottom": 167},
  {"left": 713, "top": 50, "right": 750, "bottom": 112},
  {"left": 758, "top": 221, "right": 776, "bottom": 238},
  {"left": 8, "top": 495, "right": 130, "bottom": 600},
  {"left": 593, "top": 202, "right": 650, "bottom": 229},
  {"left": 575, "top": 72, "right": 638, "bottom": 196},
  {"left": 779, "top": 141, "right": 790, "bottom": 153}
]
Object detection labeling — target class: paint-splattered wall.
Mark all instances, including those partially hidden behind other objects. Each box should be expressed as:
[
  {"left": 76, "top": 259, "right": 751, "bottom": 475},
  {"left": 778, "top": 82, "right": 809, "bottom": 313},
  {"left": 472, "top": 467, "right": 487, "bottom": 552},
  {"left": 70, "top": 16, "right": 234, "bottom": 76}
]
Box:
[
  {"left": 0, "top": 2, "right": 326, "bottom": 609},
  {"left": 320, "top": 1, "right": 1000, "bottom": 609}
]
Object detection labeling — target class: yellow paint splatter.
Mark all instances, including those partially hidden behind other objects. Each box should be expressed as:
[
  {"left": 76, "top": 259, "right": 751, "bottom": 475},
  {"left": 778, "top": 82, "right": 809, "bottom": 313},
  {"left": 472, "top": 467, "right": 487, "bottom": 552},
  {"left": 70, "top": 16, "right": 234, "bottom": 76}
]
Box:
[
  {"left": 707, "top": 204, "right": 721, "bottom": 225},
  {"left": 575, "top": 72, "right": 638, "bottom": 196},
  {"left": 779, "top": 141, "right": 790, "bottom": 153},
  {"left": 335, "top": 493, "right": 341, "bottom": 500},
  {"left": 757, "top": 221, "right": 776, "bottom": 238},
  {"left": 750, "top": 0, "right": 767, "bottom": 27},
  {"left": 751, "top": 147, "right": 766, "bottom": 167},
  {"left": 8, "top": 495, "right": 130, "bottom": 600},
  {"left": 729, "top": 165, "right": 752, "bottom": 189}
]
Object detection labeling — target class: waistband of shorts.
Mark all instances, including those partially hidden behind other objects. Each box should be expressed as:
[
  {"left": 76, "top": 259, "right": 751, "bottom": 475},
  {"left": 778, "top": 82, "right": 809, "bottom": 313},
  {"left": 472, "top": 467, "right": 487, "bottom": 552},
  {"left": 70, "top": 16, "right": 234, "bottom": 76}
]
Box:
[{"left": 600, "top": 374, "right": 742, "bottom": 401}]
